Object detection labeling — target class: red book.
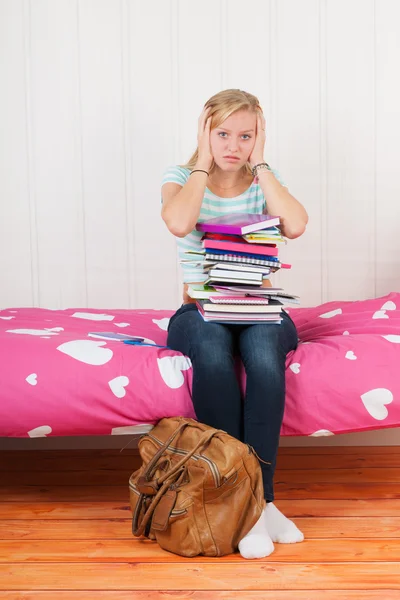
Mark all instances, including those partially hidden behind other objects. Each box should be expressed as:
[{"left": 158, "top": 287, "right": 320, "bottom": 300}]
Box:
[{"left": 203, "top": 239, "right": 279, "bottom": 257}]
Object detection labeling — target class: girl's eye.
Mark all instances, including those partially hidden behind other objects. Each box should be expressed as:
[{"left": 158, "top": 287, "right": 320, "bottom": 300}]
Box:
[{"left": 218, "top": 132, "right": 251, "bottom": 140}]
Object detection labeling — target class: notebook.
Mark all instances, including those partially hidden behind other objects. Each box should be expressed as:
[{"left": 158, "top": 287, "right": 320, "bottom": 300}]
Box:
[
  {"left": 88, "top": 332, "right": 145, "bottom": 342},
  {"left": 208, "top": 268, "right": 262, "bottom": 282},
  {"left": 203, "top": 239, "right": 279, "bottom": 257},
  {"left": 196, "top": 213, "right": 280, "bottom": 235},
  {"left": 212, "top": 263, "right": 271, "bottom": 274},
  {"left": 197, "top": 300, "right": 283, "bottom": 314},
  {"left": 209, "top": 296, "right": 270, "bottom": 305},
  {"left": 205, "top": 253, "right": 283, "bottom": 268}
]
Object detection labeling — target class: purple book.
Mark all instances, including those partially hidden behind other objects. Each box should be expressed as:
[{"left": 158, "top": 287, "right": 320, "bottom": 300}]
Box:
[{"left": 196, "top": 213, "right": 280, "bottom": 235}]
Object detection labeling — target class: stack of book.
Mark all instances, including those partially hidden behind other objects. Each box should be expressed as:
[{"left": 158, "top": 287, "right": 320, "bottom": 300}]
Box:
[{"left": 181, "top": 213, "right": 299, "bottom": 325}]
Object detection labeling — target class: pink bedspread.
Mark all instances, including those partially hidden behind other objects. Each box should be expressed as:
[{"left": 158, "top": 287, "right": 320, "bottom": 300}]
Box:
[{"left": 1, "top": 292, "right": 399, "bottom": 438}]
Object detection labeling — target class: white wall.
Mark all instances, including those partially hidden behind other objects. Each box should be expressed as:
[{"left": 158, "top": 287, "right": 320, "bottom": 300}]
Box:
[
  {"left": 1, "top": 0, "right": 399, "bottom": 447},
  {"left": 1, "top": 0, "right": 400, "bottom": 310}
]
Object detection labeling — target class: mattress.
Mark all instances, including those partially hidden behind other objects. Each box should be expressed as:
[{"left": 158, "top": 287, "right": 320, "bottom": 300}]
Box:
[{"left": 1, "top": 292, "right": 399, "bottom": 438}]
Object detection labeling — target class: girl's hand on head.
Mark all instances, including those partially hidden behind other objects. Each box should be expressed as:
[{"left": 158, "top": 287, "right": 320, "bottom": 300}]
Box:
[
  {"left": 249, "top": 108, "right": 266, "bottom": 168},
  {"left": 196, "top": 106, "right": 214, "bottom": 171}
]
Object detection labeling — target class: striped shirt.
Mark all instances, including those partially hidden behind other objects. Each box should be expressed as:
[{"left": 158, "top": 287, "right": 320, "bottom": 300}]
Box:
[{"left": 161, "top": 165, "right": 288, "bottom": 284}]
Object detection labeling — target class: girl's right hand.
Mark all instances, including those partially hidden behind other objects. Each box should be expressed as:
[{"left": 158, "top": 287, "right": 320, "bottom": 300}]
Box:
[{"left": 196, "top": 106, "right": 213, "bottom": 171}]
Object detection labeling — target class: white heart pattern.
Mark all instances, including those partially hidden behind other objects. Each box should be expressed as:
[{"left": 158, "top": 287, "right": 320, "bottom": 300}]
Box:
[
  {"left": 319, "top": 308, "right": 342, "bottom": 319},
  {"left": 26, "top": 373, "right": 38, "bottom": 386},
  {"left": 345, "top": 350, "right": 357, "bottom": 360},
  {"left": 0, "top": 316, "right": 14, "bottom": 320},
  {"left": 343, "top": 331, "right": 350, "bottom": 336},
  {"left": 289, "top": 363, "right": 301, "bottom": 374},
  {"left": 45, "top": 327, "right": 64, "bottom": 332},
  {"left": 109, "top": 376, "right": 129, "bottom": 398},
  {"left": 152, "top": 318, "right": 170, "bottom": 331},
  {"left": 115, "top": 323, "right": 130, "bottom": 328},
  {"left": 71, "top": 312, "right": 115, "bottom": 321},
  {"left": 381, "top": 301, "right": 396, "bottom": 311},
  {"left": 361, "top": 388, "right": 393, "bottom": 420},
  {"left": 372, "top": 310, "right": 389, "bottom": 319},
  {"left": 28, "top": 425, "right": 52, "bottom": 437},
  {"left": 382, "top": 335, "right": 400, "bottom": 344},
  {"left": 57, "top": 340, "right": 113, "bottom": 365},
  {"left": 157, "top": 356, "right": 192, "bottom": 388},
  {"left": 309, "top": 429, "right": 334, "bottom": 437},
  {"left": 6, "top": 328, "right": 60, "bottom": 336}
]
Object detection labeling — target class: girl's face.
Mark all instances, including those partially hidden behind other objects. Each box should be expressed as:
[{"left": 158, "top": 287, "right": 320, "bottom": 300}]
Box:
[{"left": 210, "top": 109, "right": 257, "bottom": 170}]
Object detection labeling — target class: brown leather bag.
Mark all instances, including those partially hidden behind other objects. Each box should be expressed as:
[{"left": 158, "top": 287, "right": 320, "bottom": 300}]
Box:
[{"left": 129, "top": 416, "right": 266, "bottom": 557}]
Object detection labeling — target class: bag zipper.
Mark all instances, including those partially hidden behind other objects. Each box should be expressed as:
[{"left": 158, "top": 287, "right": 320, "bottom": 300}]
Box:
[{"left": 146, "top": 432, "right": 221, "bottom": 487}]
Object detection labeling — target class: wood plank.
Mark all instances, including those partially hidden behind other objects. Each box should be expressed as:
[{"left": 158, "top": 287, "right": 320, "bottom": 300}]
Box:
[
  {"left": 276, "top": 454, "right": 400, "bottom": 469},
  {"left": 275, "top": 483, "right": 400, "bottom": 500},
  {"left": 0, "top": 516, "right": 395, "bottom": 541},
  {"left": 0, "top": 486, "right": 130, "bottom": 502},
  {"left": 1, "top": 517, "right": 400, "bottom": 540},
  {"left": 0, "top": 449, "right": 140, "bottom": 459},
  {"left": 1, "top": 592, "right": 399, "bottom": 600},
  {"left": 1, "top": 482, "right": 399, "bottom": 503},
  {"left": 0, "top": 499, "right": 398, "bottom": 519},
  {"left": 1, "top": 538, "right": 400, "bottom": 563},
  {"left": 2, "top": 467, "right": 400, "bottom": 486},
  {"left": 277, "top": 446, "right": 400, "bottom": 455},
  {"left": 1, "top": 445, "right": 399, "bottom": 458},
  {"left": 0, "top": 456, "right": 142, "bottom": 472},
  {"left": 274, "top": 469, "right": 400, "bottom": 484},
  {"left": 0, "top": 562, "right": 399, "bottom": 590},
  {"left": 3, "top": 453, "right": 400, "bottom": 472}
]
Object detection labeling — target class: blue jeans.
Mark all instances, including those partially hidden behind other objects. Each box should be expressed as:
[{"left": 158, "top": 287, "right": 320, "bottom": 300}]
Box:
[{"left": 167, "top": 303, "right": 299, "bottom": 502}]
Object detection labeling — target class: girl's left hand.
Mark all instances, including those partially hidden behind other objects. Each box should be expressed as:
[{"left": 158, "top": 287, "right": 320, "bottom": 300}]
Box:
[{"left": 249, "top": 108, "right": 266, "bottom": 168}]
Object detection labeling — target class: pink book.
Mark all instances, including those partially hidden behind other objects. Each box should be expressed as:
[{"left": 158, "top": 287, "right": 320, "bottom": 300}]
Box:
[
  {"left": 203, "top": 239, "right": 279, "bottom": 257},
  {"left": 196, "top": 213, "right": 280, "bottom": 235}
]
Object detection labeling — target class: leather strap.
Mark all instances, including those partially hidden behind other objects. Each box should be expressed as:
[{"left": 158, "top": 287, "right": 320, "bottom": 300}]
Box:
[{"left": 132, "top": 425, "right": 219, "bottom": 537}]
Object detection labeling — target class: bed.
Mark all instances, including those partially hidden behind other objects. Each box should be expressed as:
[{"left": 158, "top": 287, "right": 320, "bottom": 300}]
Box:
[{"left": 1, "top": 292, "right": 399, "bottom": 438}]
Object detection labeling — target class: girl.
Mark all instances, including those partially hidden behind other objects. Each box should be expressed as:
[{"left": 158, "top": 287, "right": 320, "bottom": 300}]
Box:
[{"left": 161, "top": 89, "right": 308, "bottom": 559}]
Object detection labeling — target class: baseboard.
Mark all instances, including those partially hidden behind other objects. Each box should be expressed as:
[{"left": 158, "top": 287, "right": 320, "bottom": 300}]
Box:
[{"left": 0, "top": 427, "right": 399, "bottom": 450}]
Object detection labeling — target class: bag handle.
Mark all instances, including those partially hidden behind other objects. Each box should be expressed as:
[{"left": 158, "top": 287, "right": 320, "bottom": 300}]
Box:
[
  {"left": 141, "top": 421, "right": 192, "bottom": 482},
  {"left": 132, "top": 426, "right": 218, "bottom": 537}
]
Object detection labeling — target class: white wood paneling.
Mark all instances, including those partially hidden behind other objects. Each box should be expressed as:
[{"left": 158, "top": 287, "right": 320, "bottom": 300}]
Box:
[
  {"left": 325, "top": 0, "right": 376, "bottom": 301},
  {"left": 78, "top": 0, "right": 130, "bottom": 307},
  {"left": 375, "top": 0, "right": 400, "bottom": 296},
  {"left": 0, "top": 0, "right": 33, "bottom": 306},
  {"left": 0, "top": 0, "right": 399, "bottom": 311},
  {"left": 126, "top": 0, "right": 178, "bottom": 308},
  {"left": 29, "top": 0, "right": 87, "bottom": 307},
  {"left": 272, "top": 0, "right": 322, "bottom": 306}
]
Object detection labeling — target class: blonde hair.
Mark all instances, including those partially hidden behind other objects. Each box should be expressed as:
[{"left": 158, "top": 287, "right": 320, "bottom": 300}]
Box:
[{"left": 180, "top": 89, "right": 262, "bottom": 176}]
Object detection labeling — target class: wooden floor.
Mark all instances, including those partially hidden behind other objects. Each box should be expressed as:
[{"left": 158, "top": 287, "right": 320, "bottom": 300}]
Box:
[{"left": 0, "top": 446, "right": 399, "bottom": 599}]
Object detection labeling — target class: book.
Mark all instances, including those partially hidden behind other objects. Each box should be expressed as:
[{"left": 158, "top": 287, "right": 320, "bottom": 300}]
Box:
[
  {"left": 203, "top": 239, "right": 279, "bottom": 257},
  {"left": 214, "top": 286, "right": 299, "bottom": 300},
  {"left": 88, "top": 332, "right": 145, "bottom": 342},
  {"left": 205, "top": 253, "right": 283, "bottom": 268},
  {"left": 205, "top": 276, "right": 262, "bottom": 286},
  {"left": 208, "top": 268, "right": 262, "bottom": 282},
  {"left": 205, "top": 247, "right": 280, "bottom": 262},
  {"left": 196, "top": 213, "right": 280, "bottom": 235},
  {"left": 212, "top": 263, "right": 271, "bottom": 275},
  {"left": 209, "top": 296, "right": 271, "bottom": 305},
  {"left": 197, "top": 299, "right": 283, "bottom": 314},
  {"left": 198, "top": 314, "right": 282, "bottom": 325}
]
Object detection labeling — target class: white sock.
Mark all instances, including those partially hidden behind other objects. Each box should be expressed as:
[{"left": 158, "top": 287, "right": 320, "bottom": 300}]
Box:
[
  {"left": 238, "top": 508, "right": 274, "bottom": 559},
  {"left": 264, "top": 502, "right": 304, "bottom": 544}
]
